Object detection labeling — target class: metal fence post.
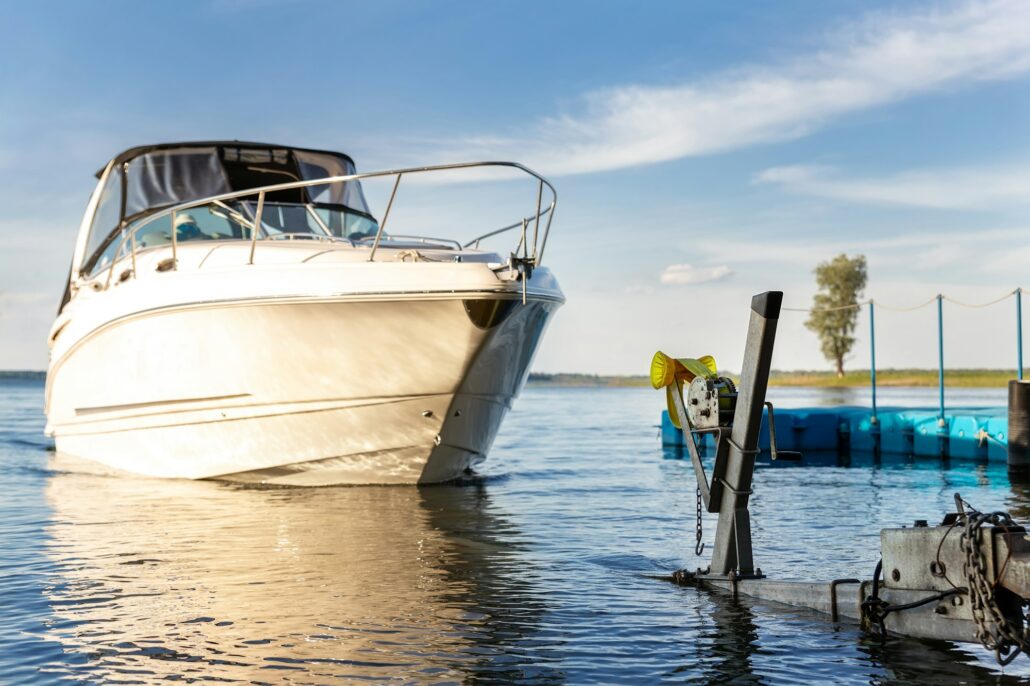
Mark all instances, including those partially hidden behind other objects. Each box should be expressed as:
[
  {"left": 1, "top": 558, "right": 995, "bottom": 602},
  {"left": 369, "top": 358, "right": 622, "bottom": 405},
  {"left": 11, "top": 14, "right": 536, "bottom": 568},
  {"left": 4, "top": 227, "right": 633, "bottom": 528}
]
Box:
[
  {"left": 869, "top": 300, "right": 877, "bottom": 423},
  {"left": 937, "top": 294, "right": 945, "bottom": 427}
]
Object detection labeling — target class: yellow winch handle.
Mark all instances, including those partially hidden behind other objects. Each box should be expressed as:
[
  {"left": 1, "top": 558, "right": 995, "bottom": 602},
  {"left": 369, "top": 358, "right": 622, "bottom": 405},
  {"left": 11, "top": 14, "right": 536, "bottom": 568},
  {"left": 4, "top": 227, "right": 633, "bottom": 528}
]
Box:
[
  {"left": 650, "top": 351, "right": 718, "bottom": 429},
  {"left": 649, "top": 351, "right": 717, "bottom": 389}
]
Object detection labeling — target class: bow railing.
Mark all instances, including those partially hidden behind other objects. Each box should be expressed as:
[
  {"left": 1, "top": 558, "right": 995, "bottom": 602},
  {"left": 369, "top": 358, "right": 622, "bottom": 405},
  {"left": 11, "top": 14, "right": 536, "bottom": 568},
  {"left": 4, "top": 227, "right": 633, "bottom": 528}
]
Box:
[{"left": 102, "top": 161, "right": 557, "bottom": 290}]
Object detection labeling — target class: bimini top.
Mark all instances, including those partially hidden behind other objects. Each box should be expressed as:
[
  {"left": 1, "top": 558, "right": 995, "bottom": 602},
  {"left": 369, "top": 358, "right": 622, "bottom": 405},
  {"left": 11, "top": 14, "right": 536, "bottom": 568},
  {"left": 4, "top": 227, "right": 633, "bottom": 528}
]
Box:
[
  {"left": 80, "top": 141, "right": 371, "bottom": 275},
  {"left": 95, "top": 140, "right": 357, "bottom": 179}
]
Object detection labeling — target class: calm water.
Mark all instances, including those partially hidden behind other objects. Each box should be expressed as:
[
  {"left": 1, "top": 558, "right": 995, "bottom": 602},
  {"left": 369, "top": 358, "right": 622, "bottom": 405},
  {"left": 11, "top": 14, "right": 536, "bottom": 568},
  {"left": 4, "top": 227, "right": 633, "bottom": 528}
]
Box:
[{"left": 4, "top": 377, "right": 1030, "bottom": 684}]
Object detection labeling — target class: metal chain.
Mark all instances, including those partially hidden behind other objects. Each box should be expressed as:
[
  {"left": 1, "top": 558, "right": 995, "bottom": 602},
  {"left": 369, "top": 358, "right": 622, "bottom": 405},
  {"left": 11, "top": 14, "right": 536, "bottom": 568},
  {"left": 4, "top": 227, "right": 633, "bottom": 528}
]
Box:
[
  {"left": 860, "top": 559, "right": 965, "bottom": 640},
  {"left": 960, "top": 509, "right": 1030, "bottom": 665},
  {"left": 694, "top": 486, "right": 705, "bottom": 556}
]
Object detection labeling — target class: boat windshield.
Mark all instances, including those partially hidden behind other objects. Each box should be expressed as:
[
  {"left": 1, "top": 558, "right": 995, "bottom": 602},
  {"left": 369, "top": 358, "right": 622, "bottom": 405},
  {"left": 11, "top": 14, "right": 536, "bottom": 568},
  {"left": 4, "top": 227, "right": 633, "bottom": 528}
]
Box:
[
  {"left": 82, "top": 144, "right": 376, "bottom": 275},
  {"left": 91, "top": 198, "right": 379, "bottom": 273}
]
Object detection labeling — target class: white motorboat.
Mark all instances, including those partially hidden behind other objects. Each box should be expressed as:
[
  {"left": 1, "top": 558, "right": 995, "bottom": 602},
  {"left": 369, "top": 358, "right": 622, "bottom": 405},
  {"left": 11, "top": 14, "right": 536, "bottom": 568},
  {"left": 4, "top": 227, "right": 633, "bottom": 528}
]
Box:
[{"left": 44, "top": 142, "right": 563, "bottom": 485}]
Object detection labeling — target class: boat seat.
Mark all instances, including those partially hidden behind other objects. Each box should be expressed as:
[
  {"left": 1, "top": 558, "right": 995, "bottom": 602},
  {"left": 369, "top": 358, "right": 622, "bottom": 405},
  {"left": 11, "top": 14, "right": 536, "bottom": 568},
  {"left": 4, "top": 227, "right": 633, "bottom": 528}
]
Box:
[{"left": 138, "top": 231, "right": 172, "bottom": 248}]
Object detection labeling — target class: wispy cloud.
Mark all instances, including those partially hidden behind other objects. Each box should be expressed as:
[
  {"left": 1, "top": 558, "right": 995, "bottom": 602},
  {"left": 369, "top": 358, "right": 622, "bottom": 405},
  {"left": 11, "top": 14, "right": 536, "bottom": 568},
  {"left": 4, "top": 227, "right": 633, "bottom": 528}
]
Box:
[
  {"left": 438, "top": 0, "right": 1030, "bottom": 175},
  {"left": 660, "top": 264, "right": 732, "bottom": 285},
  {"left": 755, "top": 163, "right": 1030, "bottom": 209},
  {"left": 681, "top": 225, "right": 1030, "bottom": 279}
]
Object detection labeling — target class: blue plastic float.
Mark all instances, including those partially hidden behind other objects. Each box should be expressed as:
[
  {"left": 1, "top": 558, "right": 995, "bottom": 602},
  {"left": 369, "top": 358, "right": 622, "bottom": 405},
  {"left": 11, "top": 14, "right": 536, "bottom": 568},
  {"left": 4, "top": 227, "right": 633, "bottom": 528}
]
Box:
[{"left": 660, "top": 406, "right": 1009, "bottom": 462}]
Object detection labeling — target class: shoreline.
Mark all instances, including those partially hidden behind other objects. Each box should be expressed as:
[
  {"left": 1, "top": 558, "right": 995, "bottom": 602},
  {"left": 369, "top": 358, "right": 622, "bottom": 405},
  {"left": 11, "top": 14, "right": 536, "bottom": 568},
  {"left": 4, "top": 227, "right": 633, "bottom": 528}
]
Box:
[
  {"left": 526, "top": 369, "right": 1023, "bottom": 389},
  {"left": 3, "top": 369, "right": 1022, "bottom": 389}
]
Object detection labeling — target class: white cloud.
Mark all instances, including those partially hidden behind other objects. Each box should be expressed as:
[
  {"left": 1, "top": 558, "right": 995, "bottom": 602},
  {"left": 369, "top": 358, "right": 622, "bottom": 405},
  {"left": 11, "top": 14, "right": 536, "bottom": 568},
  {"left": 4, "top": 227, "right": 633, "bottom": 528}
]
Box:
[
  {"left": 436, "top": 0, "right": 1030, "bottom": 176},
  {"left": 677, "top": 225, "right": 1030, "bottom": 286},
  {"left": 755, "top": 163, "right": 1030, "bottom": 209},
  {"left": 660, "top": 264, "right": 733, "bottom": 285}
]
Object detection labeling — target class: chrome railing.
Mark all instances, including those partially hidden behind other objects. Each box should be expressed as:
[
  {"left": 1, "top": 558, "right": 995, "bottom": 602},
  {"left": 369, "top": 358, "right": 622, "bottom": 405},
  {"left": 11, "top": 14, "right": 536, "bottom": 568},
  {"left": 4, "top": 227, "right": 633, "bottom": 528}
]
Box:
[{"left": 102, "top": 161, "right": 557, "bottom": 290}]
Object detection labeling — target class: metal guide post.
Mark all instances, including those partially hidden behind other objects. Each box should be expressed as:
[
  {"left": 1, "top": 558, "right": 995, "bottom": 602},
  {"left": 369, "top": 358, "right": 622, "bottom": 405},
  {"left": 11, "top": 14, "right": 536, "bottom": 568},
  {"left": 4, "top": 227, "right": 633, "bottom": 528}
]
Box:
[
  {"left": 869, "top": 301, "right": 878, "bottom": 423},
  {"left": 937, "top": 294, "right": 946, "bottom": 426},
  {"left": 1018, "top": 287, "right": 1024, "bottom": 381},
  {"left": 707, "top": 291, "right": 781, "bottom": 578}
]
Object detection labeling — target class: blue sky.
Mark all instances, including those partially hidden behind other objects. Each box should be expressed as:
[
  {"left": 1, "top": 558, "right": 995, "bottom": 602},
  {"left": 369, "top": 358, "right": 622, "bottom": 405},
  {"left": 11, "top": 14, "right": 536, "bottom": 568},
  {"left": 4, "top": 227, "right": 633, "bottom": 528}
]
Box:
[{"left": 2, "top": 0, "right": 1030, "bottom": 373}]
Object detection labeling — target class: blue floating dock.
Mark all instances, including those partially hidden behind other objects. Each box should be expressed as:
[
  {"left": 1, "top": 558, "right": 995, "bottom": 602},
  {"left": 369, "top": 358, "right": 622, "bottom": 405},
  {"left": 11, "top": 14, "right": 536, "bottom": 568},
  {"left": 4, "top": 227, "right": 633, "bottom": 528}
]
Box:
[{"left": 660, "top": 406, "right": 1008, "bottom": 462}]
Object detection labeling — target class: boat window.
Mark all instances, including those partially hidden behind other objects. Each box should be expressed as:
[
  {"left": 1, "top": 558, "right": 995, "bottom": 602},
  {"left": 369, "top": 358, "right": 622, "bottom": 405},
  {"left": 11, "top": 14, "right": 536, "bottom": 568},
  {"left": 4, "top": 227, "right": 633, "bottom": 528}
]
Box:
[
  {"left": 220, "top": 146, "right": 303, "bottom": 203},
  {"left": 223, "top": 147, "right": 290, "bottom": 165},
  {"left": 134, "top": 215, "right": 172, "bottom": 249},
  {"left": 135, "top": 206, "right": 250, "bottom": 245},
  {"left": 245, "top": 201, "right": 328, "bottom": 236},
  {"left": 83, "top": 166, "right": 123, "bottom": 269},
  {"left": 88, "top": 205, "right": 253, "bottom": 275},
  {"left": 314, "top": 207, "right": 379, "bottom": 240},
  {"left": 179, "top": 206, "right": 249, "bottom": 240},
  {"left": 90, "top": 228, "right": 132, "bottom": 275},
  {"left": 294, "top": 150, "right": 371, "bottom": 216},
  {"left": 124, "top": 148, "right": 230, "bottom": 218}
]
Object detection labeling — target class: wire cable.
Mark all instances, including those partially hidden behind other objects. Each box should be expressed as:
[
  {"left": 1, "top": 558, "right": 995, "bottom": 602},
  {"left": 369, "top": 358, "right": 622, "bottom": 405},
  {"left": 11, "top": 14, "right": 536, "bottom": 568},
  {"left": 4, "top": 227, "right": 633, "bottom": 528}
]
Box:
[
  {"left": 781, "top": 289, "right": 1027, "bottom": 315},
  {"left": 782, "top": 300, "right": 869, "bottom": 313},
  {"left": 942, "top": 290, "right": 1018, "bottom": 309}
]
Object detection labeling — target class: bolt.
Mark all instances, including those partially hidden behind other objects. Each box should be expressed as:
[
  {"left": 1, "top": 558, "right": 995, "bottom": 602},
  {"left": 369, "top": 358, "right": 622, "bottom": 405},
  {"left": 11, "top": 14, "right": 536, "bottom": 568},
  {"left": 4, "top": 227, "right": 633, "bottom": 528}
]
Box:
[{"left": 891, "top": 569, "right": 901, "bottom": 582}]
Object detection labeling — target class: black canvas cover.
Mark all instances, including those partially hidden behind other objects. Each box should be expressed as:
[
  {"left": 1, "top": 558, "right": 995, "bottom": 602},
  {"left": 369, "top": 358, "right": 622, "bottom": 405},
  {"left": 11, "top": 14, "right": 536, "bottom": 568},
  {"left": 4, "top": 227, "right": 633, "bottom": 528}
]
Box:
[
  {"left": 81, "top": 141, "right": 370, "bottom": 275},
  {"left": 124, "top": 147, "right": 230, "bottom": 218}
]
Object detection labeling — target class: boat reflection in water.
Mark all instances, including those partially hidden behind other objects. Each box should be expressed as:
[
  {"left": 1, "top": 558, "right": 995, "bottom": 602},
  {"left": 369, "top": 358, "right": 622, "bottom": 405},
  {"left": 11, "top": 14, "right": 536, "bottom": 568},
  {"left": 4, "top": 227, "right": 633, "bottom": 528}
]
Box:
[{"left": 43, "top": 458, "right": 555, "bottom": 682}]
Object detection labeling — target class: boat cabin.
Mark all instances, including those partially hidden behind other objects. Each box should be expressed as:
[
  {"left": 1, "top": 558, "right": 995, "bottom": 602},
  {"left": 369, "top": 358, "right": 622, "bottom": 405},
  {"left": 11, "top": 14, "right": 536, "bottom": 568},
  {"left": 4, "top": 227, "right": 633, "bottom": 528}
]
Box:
[{"left": 77, "top": 141, "right": 378, "bottom": 279}]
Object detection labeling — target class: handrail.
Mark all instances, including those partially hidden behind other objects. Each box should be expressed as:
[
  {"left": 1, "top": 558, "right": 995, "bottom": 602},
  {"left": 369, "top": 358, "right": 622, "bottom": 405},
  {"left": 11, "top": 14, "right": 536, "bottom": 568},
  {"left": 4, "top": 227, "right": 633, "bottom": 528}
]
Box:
[
  {"left": 463, "top": 206, "right": 554, "bottom": 248},
  {"left": 368, "top": 173, "right": 402, "bottom": 262},
  {"left": 367, "top": 235, "right": 464, "bottom": 251},
  {"left": 102, "top": 160, "right": 557, "bottom": 290}
]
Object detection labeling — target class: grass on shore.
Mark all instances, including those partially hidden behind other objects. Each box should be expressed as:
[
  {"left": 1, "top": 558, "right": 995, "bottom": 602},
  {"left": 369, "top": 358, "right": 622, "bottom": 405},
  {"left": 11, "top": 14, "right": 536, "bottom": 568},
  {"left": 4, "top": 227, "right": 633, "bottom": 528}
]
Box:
[
  {"left": 768, "top": 368, "right": 1022, "bottom": 387},
  {"left": 527, "top": 369, "right": 1024, "bottom": 389}
]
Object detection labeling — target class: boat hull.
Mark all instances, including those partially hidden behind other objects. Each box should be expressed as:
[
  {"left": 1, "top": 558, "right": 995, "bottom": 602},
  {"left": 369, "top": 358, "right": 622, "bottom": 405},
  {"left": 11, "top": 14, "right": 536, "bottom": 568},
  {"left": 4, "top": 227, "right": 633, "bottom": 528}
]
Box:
[{"left": 46, "top": 294, "right": 558, "bottom": 484}]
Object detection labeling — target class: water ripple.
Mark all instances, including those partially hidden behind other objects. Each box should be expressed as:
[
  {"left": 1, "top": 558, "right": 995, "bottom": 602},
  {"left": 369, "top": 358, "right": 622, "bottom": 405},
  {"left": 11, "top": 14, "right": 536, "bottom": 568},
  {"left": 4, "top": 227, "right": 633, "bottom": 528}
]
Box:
[{"left": 3, "top": 381, "right": 1030, "bottom": 682}]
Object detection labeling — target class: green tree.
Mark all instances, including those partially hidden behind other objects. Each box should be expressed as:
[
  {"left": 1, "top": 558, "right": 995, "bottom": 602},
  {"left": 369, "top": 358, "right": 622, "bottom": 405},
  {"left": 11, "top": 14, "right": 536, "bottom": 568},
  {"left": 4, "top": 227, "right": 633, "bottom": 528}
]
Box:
[{"left": 805, "top": 254, "right": 867, "bottom": 377}]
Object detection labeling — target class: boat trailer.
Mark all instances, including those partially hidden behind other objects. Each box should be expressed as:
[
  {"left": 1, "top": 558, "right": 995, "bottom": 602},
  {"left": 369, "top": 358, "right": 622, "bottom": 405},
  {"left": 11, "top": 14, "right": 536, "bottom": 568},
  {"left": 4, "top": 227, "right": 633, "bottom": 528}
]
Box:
[{"left": 652, "top": 291, "right": 1030, "bottom": 665}]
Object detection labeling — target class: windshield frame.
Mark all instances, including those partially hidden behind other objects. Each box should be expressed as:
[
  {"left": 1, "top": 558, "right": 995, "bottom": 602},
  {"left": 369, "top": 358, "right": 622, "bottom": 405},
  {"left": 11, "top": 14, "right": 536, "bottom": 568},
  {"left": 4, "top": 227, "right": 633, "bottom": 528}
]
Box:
[{"left": 79, "top": 142, "right": 371, "bottom": 276}]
